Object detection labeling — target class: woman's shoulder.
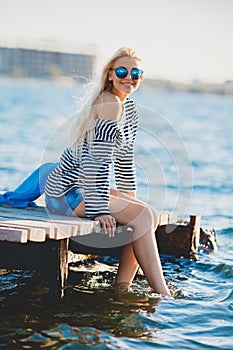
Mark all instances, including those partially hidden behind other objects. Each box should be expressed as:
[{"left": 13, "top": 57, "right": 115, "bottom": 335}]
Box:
[
  {"left": 95, "top": 92, "right": 123, "bottom": 121},
  {"left": 124, "top": 96, "right": 136, "bottom": 109},
  {"left": 124, "top": 97, "right": 138, "bottom": 118}
]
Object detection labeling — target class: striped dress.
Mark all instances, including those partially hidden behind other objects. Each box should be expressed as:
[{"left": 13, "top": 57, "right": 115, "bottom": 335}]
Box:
[{"left": 45, "top": 97, "right": 139, "bottom": 218}]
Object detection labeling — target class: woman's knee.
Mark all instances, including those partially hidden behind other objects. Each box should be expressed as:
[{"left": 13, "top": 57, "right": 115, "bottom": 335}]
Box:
[
  {"left": 109, "top": 195, "right": 157, "bottom": 229},
  {"left": 149, "top": 206, "right": 159, "bottom": 229},
  {"left": 134, "top": 204, "right": 155, "bottom": 228}
]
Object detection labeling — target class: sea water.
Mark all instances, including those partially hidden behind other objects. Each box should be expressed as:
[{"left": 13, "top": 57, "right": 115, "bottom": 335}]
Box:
[{"left": 0, "top": 78, "right": 232, "bottom": 349}]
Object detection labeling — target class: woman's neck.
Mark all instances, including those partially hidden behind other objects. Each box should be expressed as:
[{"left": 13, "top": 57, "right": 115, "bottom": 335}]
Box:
[{"left": 111, "top": 88, "right": 129, "bottom": 102}]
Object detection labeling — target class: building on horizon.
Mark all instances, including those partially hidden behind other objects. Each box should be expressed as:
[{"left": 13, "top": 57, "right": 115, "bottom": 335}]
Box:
[{"left": 0, "top": 42, "right": 96, "bottom": 80}]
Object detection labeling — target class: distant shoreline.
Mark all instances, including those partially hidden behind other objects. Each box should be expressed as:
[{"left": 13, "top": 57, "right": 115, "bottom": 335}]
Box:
[
  {"left": 1, "top": 75, "right": 233, "bottom": 96},
  {"left": 142, "top": 78, "right": 233, "bottom": 96}
]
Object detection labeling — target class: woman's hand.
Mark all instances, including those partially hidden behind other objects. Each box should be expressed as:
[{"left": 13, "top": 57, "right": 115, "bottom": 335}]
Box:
[{"left": 94, "top": 214, "right": 116, "bottom": 237}]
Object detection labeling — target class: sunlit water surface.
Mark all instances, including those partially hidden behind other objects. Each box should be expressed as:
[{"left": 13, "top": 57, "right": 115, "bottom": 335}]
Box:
[{"left": 0, "top": 78, "right": 232, "bottom": 349}]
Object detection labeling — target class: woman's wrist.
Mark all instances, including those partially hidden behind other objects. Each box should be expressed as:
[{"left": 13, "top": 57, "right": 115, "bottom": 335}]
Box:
[{"left": 87, "top": 213, "right": 110, "bottom": 220}]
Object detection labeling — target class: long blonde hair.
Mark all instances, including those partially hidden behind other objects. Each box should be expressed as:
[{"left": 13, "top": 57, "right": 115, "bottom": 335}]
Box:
[{"left": 71, "top": 47, "right": 142, "bottom": 155}]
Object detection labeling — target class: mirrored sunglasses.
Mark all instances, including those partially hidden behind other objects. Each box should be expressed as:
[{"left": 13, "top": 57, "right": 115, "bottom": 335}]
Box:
[{"left": 112, "top": 67, "right": 144, "bottom": 80}]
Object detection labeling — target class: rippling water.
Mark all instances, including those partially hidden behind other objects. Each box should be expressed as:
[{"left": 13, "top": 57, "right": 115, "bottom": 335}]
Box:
[{"left": 0, "top": 78, "right": 232, "bottom": 349}]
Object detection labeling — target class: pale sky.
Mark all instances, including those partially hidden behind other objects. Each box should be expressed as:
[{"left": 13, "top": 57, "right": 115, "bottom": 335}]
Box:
[{"left": 0, "top": 0, "right": 233, "bottom": 82}]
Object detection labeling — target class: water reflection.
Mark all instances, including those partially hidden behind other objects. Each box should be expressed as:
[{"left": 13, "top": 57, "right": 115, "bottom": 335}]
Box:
[
  {"left": 0, "top": 259, "right": 166, "bottom": 348},
  {"left": 1, "top": 240, "right": 232, "bottom": 349}
]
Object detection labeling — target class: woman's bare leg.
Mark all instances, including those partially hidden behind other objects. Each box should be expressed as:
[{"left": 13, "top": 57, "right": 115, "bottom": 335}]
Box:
[
  {"left": 71, "top": 195, "right": 140, "bottom": 288},
  {"left": 113, "top": 243, "right": 139, "bottom": 290},
  {"left": 110, "top": 190, "right": 142, "bottom": 289},
  {"left": 71, "top": 193, "right": 170, "bottom": 296},
  {"left": 109, "top": 194, "right": 170, "bottom": 296},
  {"left": 110, "top": 189, "right": 160, "bottom": 290}
]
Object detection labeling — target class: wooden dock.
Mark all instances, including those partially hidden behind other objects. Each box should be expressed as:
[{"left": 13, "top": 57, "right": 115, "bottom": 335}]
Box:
[{"left": 0, "top": 204, "right": 203, "bottom": 298}]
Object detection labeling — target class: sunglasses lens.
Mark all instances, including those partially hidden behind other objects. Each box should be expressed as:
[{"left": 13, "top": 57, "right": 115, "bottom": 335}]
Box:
[
  {"left": 114, "top": 67, "right": 128, "bottom": 78},
  {"left": 131, "top": 69, "right": 143, "bottom": 80},
  {"left": 114, "top": 67, "right": 143, "bottom": 80}
]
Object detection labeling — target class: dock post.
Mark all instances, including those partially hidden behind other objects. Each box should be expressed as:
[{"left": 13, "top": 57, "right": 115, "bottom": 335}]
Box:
[
  {"left": 155, "top": 214, "right": 202, "bottom": 258},
  {"left": 189, "top": 214, "right": 201, "bottom": 258},
  {"left": 46, "top": 238, "right": 69, "bottom": 299}
]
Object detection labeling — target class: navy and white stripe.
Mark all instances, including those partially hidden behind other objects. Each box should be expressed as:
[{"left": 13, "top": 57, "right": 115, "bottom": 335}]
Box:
[{"left": 45, "top": 97, "right": 139, "bottom": 218}]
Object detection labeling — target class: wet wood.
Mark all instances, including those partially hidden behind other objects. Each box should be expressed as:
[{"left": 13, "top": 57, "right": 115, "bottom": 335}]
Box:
[
  {"left": 0, "top": 205, "right": 175, "bottom": 243},
  {"left": 0, "top": 238, "right": 70, "bottom": 299},
  {"left": 0, "top": 204, "right": 101, "bottom": 299},
  {"left": 156, "top": 214, "right": 202, "bottom": 259},
  {"left": 0, "top": 205, "right": 100, "bottom": 242},
  {"left": 0, "top": 226, "right": 28, "bottom": 243},
  {"left": 0, "top": 204, "right": 205, "bottom": 298},
  {"left": 45, "top": 238, "right": 69, "bottom": 299}
]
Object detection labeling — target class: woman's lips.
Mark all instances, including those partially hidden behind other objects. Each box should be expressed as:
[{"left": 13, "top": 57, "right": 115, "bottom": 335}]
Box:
[{"left": 121, "top": 81, "right": 134, "bottom": 87}]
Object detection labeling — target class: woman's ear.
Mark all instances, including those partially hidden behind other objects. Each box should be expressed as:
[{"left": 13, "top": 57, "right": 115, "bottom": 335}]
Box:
[
  {"left": 139, "top": 71, "right": 144, "bottom": 83},
  {"left": 108, "top": 70, "right": 113, "bottom": 81}
]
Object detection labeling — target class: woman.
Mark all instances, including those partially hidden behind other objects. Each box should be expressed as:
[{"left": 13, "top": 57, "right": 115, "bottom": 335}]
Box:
[{"left": 45, "top": 47, "right": 171, "bottom": 297}]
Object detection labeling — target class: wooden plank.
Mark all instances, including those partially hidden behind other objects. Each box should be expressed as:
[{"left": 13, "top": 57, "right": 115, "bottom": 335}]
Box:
[
  {"left": 0, "top": 222, "right": 46, "bottom": 242},
  {"left": 0, "top": 214, "right": 99, "bottom": 242},
  {"left": 0, "top": 219, "right": 75, "bottom": 241},
  {"left": 0, "top": 218, "right": 48, "bottom": 241},
  {"left": 0, "top": 205, "right": 100, "bottom": 235},
  {"left": 0, "top": 204, "right": 175, "bottom": 228},
  {"left": 0, "top": 205, "right": 177, "bottom": 244},
  {"left": 168, "top": 211, "right": 178, "bottom": 224},
  {"left": 0, "top": 226, "right": 28, "bottom": 243},
  {"left": 0, "top": 205, "right": 88, "bottom": 224},
  {"left": 0, "top": 217, "right": 61, "bottom": 240},
  {"left": 159, "top": 211, "right": 169, "bottom": 225},
  {"left": 0, "top": 206, "right": 100, "bottom": 241}
]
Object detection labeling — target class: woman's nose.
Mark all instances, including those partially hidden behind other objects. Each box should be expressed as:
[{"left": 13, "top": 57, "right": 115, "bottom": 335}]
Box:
[{"left": 125, "top": 70, "right": 132, "bottom": 79}]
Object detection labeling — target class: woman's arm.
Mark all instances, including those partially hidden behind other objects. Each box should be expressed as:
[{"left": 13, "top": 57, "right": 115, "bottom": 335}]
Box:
[
  {"left": 114, "top": 98, "right": 139, "bottom": 194},
  {"left": 83, "top": 93, "right": 123, "bottom": 236},
  {"left": 83, "top": 119, "right": 117, "bottom": 218},
  {"left": 124, "top": 191, "right": 136, "bottom": 198}
]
